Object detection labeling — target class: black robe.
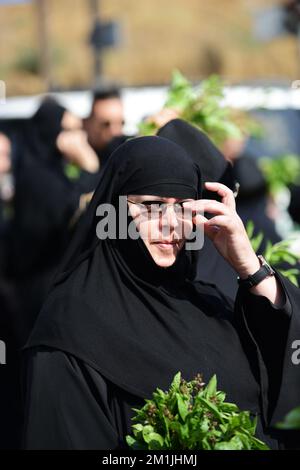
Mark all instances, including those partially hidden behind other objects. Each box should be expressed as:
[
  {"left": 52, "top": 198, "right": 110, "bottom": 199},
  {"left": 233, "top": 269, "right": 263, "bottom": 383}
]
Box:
[
  {"left": 9, "top": 101, "right": 101, "bottom": 345},
  {"left": 22, "top": 272, "right": 300, "bottom": 450}
]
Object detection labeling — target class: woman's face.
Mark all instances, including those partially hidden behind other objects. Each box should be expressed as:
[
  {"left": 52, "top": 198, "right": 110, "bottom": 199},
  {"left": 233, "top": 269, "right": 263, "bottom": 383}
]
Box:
[{"left": 127, "top": 194, "right": 194, "bottom": 268}]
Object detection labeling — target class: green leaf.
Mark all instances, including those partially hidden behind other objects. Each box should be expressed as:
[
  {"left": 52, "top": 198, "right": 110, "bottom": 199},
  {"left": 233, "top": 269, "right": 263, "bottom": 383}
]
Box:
[
  {"left": 170, "top": 372, "right": 181, "bottom": 392},
  {"left": 249, "top": 436, "right": 270, "bottom": 450},
  {"left": 64, "top": 163, "right": 81, "bottom": 181},
  {"left": 125, "top": 435, "right": 136, "bottom": 446},
  {"left": 132, "top": 423, "right": 144, "bottom": 440},
  {"left": 147, "top": 432, "right": 165, "bottom": 449},
  {"left": 138, "top": 120, "right": 158, "bottom": 136},
  {"left": 176, "top": 393, "right": 189, "bottom": 422},
  {"left": 259, "top": 154, "right": 300, "bottom": 195},
  {"left": 214, "top": 436, "right": 244, "bottom": 450},
  {"left": 196, "top": 396, "right": 223, "bottom": 422},
  {"left": 220, "top": 402, "right": 238, "bottom": 413},
  {"left": 277, "top": 406, "right": 300, "bottom": 430},
  {"left": 142, "top": 425, "right": 155, "bottom": 443},
  {"left": 205, "top": 374, "right": 217, "bottom": 397},
  {"left": 246, "top": 220, "right": 254, "bottom": 239}
]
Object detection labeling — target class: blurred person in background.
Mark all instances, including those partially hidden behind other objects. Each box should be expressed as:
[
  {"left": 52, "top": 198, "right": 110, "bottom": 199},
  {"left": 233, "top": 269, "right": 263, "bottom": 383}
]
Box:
[
  {"left": 84, "top": 86, "right": 129, "bottom": 167},
  {"left": 9, "top": 98, "right": 101, "bottom": 346},
  {"left": 0, "top": 131, "right": 15, "bottom": 314},
  {"left": 221, "top": 135, "right": 282, "bottom": 249},
  {"left": 288, "top": 184, "right": 300, "bottom": 225},
  {"left": 0, "top": 132, "right": 22, "bottom": 450},
  {"left": 0, "top": 132, "right": 14, "bottom": 256}
]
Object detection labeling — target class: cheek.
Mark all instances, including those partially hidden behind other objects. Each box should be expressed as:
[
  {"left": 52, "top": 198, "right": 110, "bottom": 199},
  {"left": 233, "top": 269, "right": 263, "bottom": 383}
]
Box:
[
  {"left": 138, "top": 219, "right": 160, "bottom": 242},
  {"left": 182, "top": 219, "right": 194, "bottom": 238},
  {"left": 138, "top": 218, "right": 194, "bottom": 242}
]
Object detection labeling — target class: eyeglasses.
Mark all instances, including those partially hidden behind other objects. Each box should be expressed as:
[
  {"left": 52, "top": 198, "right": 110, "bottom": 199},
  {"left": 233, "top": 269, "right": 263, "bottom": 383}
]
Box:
[{"left": 127, "top": 199, "right": 193, "bottom": 217}]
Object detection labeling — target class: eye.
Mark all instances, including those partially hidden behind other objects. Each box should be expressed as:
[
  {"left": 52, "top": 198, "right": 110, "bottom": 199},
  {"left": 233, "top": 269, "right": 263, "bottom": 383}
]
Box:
[{"left": 142, "top": 201, "right": 164, "bottom": 210}]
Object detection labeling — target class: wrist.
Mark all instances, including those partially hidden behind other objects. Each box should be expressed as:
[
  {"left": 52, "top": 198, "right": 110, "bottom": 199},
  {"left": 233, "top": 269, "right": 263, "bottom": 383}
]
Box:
[
  {"left": 237, "top": 255, "right": 276, "bottom": 291},
  {"left": 236, "top": 255, "right": 260, "bottom": 280}
]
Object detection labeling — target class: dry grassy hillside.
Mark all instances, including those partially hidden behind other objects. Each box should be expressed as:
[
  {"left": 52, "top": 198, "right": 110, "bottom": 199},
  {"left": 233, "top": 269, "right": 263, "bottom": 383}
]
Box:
[{"left": 0, "top": 0, "right": 298, "bottom": 96}]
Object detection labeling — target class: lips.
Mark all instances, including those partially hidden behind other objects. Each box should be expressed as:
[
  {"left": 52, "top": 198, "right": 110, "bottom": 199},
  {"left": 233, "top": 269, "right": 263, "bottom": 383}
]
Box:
[
  {"left": 152, "top": 240, "right": 182, "bottom": 250},
  {"left": 153, "top": 240, "right": 180, "bottom": 244}
]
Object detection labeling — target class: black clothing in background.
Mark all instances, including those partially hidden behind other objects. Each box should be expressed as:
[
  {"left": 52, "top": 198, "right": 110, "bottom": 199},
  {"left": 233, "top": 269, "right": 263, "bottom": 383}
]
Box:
[
  {"left": 8, "top": 99, "right": 100, "bottom": 345},
  {"left": 97, "top": 135, "right": 130, "bottom": 169},
  {"left": 0, "top": 286, "right": 23, "bottom": 450},
  {"left": 288, "top": 183, "right": 300, "bottom": 226},
  {"left": 234, "top": 156, "right": 281, "bottom": 250},
  {"left": 157, "top": 119, "right": 236, "bottom": 198},
  {"left": 22, "top": 136, "right": 300, "bottom": 450}
]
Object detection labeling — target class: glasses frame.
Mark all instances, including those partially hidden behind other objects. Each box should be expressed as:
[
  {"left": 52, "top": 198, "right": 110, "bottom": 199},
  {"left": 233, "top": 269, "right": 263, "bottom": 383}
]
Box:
[{"left": 127, "top": 198, "right": 193, "bottom": 217}]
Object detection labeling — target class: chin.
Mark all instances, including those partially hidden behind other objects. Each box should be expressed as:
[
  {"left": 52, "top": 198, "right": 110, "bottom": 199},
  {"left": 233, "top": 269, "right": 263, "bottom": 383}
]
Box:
[{"left": 151, "top": 252, "right": 177, "bottom": 268}]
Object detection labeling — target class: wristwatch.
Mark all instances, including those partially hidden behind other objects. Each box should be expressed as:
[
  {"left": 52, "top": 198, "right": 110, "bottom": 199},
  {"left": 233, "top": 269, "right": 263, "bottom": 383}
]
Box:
[{"left": 237, "top": 255, "right": 275, "bottom": 289}]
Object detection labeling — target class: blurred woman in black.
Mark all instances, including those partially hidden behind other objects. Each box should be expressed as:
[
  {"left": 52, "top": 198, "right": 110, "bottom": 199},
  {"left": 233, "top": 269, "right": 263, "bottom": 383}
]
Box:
[{"left": 9, "top": 98, "right": 101, "bottom": 345}]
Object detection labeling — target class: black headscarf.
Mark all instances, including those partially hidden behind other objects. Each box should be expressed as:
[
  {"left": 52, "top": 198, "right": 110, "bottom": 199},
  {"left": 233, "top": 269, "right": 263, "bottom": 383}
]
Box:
[
  {"left": 157, "top": 119, "right": 237, "bottom": 198},
  {"left": 97, "top": 135, "right": 130, "bottom": 168},
  {"left": 25, "top": 136, "right": 260, "bottom": 410},
  {"left": 26, "top": 98, "right": 66, "bottom": 167},
  {"left": 233, "top": 155, "right": 267, "bottom": 201}
]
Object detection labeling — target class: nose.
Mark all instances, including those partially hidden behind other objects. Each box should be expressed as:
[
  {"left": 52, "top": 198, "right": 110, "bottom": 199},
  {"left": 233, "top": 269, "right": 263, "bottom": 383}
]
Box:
[
  {"left": 161, "top": 205, "right": 179, "bottom": 232},
  {"left": 110, "top": 121, "right": 124, "bottom": 137}
]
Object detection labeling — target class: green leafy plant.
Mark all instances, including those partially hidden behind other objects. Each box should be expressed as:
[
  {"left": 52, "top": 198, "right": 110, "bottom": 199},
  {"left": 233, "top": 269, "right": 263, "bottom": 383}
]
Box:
[
  {"left": 276, "top": 407, "right": 300, "bottom": 430},
  {"left": 126, "top": 372, "right": 269, "bottom": 450},
  {"left": 246, "top": 221, "right": 300, "bottom": 286},
  {"left": 139, "top": 70, "right": 261, "bottom": 145},
  {"left": 259, "top": 154, "right": 300, "bottom": 196}
]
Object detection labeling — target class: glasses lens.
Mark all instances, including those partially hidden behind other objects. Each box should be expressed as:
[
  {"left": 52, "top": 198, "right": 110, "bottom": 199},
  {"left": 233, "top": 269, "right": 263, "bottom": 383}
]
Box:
[{"left": 129, "top": 201, "right": 193, "bottom": 220}]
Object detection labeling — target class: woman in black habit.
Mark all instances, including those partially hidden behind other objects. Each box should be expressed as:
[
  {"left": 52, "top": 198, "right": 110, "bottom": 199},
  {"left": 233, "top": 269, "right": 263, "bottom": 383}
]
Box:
[
  {"left": 10, "top": 98, "right": 100, "bottom": 345},
  {"left": 22, "top": 136, "right": 300, "bottom": 450}
]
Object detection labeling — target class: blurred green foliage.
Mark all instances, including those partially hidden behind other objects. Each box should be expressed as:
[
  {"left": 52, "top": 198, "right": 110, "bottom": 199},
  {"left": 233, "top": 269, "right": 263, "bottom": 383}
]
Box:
[
  {"left": 277, "top": 406, "right": 300, "bottom": 430},
  {"left": 259, "top": 154, "right": 300, "bottom": 196},
  {"left": 246, "top": 220, "right": 300, "bottom": 287},
  {"left": 139, "top": 70, "right": 262, "bottom": 145}
]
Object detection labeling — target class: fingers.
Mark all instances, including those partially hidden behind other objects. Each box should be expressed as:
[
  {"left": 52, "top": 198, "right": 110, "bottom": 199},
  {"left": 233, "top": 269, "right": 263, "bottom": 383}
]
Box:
[
  {"left": 183, "top": 199, "right": 231, "bottom": 216},
  {"left": 189, "top": 212, "right": 219, "bottom": 242},
  {"left": 204, "top": 182, "right": 236, "bottom": 210},
  {"left": 193, "top": 213, "right": 208, "bottom": 225},
  {"left": 205, "top": 215, "right": 235, "bottom": 230}
]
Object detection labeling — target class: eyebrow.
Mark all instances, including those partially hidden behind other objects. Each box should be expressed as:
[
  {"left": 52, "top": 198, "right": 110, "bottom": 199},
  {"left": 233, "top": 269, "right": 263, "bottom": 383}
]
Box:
[{"left": 132, "top": 197, "right": 192, "bottom": 203}]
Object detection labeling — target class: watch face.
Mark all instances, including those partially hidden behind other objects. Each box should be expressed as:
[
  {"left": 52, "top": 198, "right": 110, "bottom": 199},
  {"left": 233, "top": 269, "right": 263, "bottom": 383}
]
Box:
[
  {"left": 258, "top": 255, "right": 266, "bottom": 266},
  {"left": 258, "top": 255, "right": 275, "bottom": 276}
]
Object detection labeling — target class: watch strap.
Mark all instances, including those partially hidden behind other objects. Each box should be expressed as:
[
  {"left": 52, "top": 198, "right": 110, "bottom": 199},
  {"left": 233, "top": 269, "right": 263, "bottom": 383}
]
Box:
[{"left": 237, "top": 256, "right": 275, "bottom": 289}]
